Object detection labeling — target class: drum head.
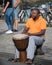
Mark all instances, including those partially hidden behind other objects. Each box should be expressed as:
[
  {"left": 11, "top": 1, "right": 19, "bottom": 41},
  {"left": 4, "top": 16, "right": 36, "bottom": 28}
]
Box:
[
  {"left": 13, "top": 34, "right": 28, "bottom": 40},
  {"left": 12, "top": 34, "right": 29, "bottom": 51}
]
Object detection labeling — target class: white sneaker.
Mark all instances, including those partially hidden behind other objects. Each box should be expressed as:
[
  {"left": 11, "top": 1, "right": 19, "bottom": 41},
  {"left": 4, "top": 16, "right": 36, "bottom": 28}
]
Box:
[{"left": 5, "top": 30, "right": 13, "bottom": 34}]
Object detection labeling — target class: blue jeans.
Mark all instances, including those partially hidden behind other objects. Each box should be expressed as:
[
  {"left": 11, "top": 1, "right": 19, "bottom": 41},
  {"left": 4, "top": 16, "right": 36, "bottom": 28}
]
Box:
[{"left": 4, "top": 8, "right": 13, "bottom": 30}]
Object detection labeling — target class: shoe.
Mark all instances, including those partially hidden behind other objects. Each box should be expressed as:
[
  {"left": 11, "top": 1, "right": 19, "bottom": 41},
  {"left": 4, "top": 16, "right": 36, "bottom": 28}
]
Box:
[
  {"left": 36, "top": 48, "right": 44, "bottom": 55},
  {"left": 5, "top": 30, "right": 13, "bottom": 34},
  {"left": 37, "top": 51, "right": 44, "bottom": 55},
  {"left": 12, "top": 29, "right": 18, "bottom": 32}
]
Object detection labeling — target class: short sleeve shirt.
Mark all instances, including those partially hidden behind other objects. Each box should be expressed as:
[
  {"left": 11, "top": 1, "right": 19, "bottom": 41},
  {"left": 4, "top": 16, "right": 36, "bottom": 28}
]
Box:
[{"left": 26, "top": 16, "right": 46, "bottom": 34}]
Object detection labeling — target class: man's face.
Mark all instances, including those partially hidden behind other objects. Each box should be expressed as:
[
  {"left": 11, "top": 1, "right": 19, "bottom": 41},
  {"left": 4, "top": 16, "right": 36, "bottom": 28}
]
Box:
[{"left": 31, "top": 10, "right": 39, "bottom": 20}]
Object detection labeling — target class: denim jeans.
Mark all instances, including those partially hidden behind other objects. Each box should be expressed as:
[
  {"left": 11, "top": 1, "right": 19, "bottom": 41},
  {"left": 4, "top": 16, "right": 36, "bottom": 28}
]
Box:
[
  {"left": 13, "top": 6, "right": 20, "bottom": 20},
  {"left": 4, "top": 8, "right": 13, "bottom": 30}
]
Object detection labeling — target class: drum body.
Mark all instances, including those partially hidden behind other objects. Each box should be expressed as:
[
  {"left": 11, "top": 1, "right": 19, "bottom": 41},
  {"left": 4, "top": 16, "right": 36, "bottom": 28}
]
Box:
[{"left": 12, "top": 34, "right": 29, "bottom": 62}]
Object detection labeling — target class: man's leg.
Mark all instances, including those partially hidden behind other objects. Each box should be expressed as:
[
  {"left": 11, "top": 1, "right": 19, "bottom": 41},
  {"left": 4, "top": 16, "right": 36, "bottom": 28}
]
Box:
[
  {"left": 34, "top": 36, "right": 45, "bottom": 55},
  {"left": 15, "top": 49, "right": 19, "bottom": 58},
  {"left": 27, "top": 36, "right": 36, "bottom": 60},
  {"left": 4, "top": 8, "right": 13, "bottom": 34},
  {"left": 9, "top": 8, "right": 13, "bottom": 30},
  {"left": 8, "top": 49, "right": 19, "bottom": 62},
  {"left": 26, "top": 36, "right": 44, "bottom": 63},
  {"left": 5, "top": 8, "right": 13, "bottom": 30},
  {"left": 4, "top": 9, "right": 11, "bottom": 30},
  {"left": 4, "top": 14, "right": 9, "bottom": 29},
  {"left": 13, "top": 19, "right": 18, "bottom": 31}
]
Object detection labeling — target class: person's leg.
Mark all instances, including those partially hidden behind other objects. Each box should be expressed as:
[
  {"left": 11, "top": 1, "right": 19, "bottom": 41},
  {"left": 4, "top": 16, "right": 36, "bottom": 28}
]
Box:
[
  {"left": 9, "top": 16, "right": 13, "bottom": 30},
  {"left": 7, "top": 8, "right": 14, "bottom": 30},
  {"left": 8, "top": 49, "right": 19, "bottom": 62},
  {"left": 12, "top": 49, "right": 19, "bottom": 62},
  {"left": 4, "top": 8, "right": 13, "bottom": 34},
  {"left": 4, "top": 13, "right": 9, "bottom": 29},
  {"left": 34, "top": 36, "right": 45, "bottom": 55},
  {"left": 26, "top": 36, "right": 44, "bottom": 63},
  {"left": 4, "top": 8, "right": 13, "bottom": 30},
  {"left": 13, "top": 19, "right": 18, "bottom": 31},
  {"left": 13, "top": 7, "right": 20, "bottom": 31},
  {"left": 15, "top": 49, "right": 19, "bottom": 58},
  {"left": 4, "top": 11, "right": 11, "bottom": 30},
  {"left": 9, "top": 8, "right": 13, "bottom": 30},
  {"left": 26, "top": 36, "right": 36, "bottom": 62},
  {"left": 34, "top": 36, "right": 45, "bottom": 45}
]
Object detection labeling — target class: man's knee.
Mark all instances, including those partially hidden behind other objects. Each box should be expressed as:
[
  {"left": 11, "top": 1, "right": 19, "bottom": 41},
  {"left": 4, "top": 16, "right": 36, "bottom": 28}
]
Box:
[{"left": 35, "top": 41, "right": 45, "bottom": 55}]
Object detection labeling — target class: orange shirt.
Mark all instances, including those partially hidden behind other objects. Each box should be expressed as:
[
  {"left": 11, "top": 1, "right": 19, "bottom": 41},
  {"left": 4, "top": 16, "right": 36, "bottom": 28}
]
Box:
[{"left": 26, "top": 16, "right": 47, "bottom": 34}]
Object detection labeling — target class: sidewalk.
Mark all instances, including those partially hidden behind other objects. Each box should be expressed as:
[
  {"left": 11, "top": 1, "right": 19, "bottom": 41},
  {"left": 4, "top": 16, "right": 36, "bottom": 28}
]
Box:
[{"left": 0, "top": 20, "right": 52, "bottom": 65}]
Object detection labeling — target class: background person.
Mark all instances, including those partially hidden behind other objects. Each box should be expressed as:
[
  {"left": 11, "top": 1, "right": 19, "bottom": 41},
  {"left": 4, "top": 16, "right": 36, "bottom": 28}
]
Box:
[
  {"left": 2, "top": 0, "right": 13, "bottom": 34},
  {"left": 12, "top": 0, "right": 21, "bottom": 32}
]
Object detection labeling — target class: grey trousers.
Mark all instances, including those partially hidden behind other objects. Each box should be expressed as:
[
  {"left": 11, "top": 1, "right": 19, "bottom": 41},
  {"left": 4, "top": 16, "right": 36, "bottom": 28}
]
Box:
[{"left": 15, "top": 36, "right": 45, "bottom": 59}]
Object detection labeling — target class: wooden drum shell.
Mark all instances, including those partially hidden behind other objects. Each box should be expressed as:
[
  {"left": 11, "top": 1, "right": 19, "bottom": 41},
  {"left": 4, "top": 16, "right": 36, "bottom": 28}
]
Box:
[
  {"left": 13, "top": 37, "right": 29, "bottom": 51},
  {"left": 12, "top": 34, "right": 29, "bottom": 62}
]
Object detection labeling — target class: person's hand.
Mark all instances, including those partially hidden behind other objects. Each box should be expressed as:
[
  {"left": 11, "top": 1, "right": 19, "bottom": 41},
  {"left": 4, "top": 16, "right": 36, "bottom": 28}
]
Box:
[
  {"left": 28, "top": 33, "right": 34, "bottom": 36},
  {"left": 13, "top": 6, "right": 17, "bottom": 9},
  {"left": 21, "top": 32, "right": 24, "bottom": 34},
  {"left": 2, "top": 8, "right": 6, "bottom": 13}
]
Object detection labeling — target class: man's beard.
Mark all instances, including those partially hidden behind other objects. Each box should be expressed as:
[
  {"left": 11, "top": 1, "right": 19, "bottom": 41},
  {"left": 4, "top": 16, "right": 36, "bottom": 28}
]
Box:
[{"left": 33, "top": 17, "right": 37, "bottom": 20}]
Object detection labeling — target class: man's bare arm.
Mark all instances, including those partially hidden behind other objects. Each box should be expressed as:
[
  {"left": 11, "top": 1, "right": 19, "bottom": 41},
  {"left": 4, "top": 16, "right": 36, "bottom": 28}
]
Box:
[
  {"left": 22, "top": 27, "right": 29, "bottom": 34},
  {"left": 28, "top": 29, "right": 46, "bottom": 36}
]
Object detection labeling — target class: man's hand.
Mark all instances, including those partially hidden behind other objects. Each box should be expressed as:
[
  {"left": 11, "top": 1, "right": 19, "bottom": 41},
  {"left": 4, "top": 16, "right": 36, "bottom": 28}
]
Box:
[
  {"left": 2, "top": 8, "right": 6, "bottom": 13},
  {"left": 22, "top": 27, "right": 29, "bottom": 34}
]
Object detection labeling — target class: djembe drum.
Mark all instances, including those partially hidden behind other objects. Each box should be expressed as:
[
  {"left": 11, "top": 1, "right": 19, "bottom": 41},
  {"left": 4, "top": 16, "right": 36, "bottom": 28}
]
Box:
[{"left": 12, "top": 34, "right": 29, "bottom": 62}]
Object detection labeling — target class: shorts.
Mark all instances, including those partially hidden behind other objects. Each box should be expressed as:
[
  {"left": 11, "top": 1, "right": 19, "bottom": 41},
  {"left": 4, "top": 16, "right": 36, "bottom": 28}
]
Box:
[{"left": 13, "top": 6, "right": 20, "bottom": 20}]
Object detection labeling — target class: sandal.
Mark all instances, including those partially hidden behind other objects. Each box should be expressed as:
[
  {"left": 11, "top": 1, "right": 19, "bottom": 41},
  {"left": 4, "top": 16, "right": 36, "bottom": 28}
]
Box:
[
  {"left": 8, "top": 58, "right": 19, "bottom": 62},
  {"left": 25, "top": 59, "right": 32, "bottom": 64}
]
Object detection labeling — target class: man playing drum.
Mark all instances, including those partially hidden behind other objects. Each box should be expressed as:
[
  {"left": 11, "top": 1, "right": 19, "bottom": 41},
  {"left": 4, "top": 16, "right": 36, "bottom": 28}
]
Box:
[{"left": 10, "top": 8, "right": 47, "bottom": 63}]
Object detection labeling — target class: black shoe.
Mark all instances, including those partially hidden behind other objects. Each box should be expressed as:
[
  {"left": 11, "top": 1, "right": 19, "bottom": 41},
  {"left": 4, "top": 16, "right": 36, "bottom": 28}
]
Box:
[
  {"left": 36, "top": 49, "right": 44, "bottom": 55},
  {"left": 37, "top": 51, "right": 44, "bottom": 55},
  {"left": 12, "top": 29, "right": 18, "bottom": 32},
  {"left": 8, "top": 58, "right": 14, "bottom": 61}
]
